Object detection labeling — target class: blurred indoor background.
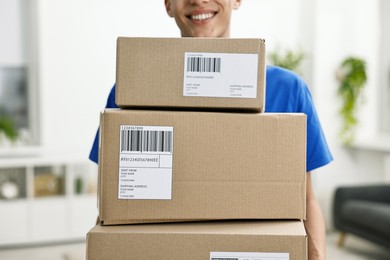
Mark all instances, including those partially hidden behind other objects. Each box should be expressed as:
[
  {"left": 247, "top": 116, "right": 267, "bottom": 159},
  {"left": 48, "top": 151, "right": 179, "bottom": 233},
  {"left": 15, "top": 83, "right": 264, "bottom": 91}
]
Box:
[{"left": 0, "top": 0, "right": 389, "bottom": 259}]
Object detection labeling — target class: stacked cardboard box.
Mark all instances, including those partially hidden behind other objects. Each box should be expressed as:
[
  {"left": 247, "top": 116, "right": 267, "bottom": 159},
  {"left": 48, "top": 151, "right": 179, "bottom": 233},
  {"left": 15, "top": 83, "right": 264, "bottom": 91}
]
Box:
[
  {"left": 115, "top": 37, "right": 266, "bottom": 112},
  {"left": 87, "top": 37, "right": 308, "bottom": 259},
  {"left": 87, "top": 220, "right": 307, "bottom": 259}
]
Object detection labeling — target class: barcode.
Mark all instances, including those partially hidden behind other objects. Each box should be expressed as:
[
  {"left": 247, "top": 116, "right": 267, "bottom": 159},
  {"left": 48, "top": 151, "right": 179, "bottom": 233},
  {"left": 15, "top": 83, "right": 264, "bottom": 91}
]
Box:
[
  {"left": 187, "top": 57, "right": 221, "bottom": 73},
  {"left": 120, "top": 129, "right": 173, "bottom": 153}
]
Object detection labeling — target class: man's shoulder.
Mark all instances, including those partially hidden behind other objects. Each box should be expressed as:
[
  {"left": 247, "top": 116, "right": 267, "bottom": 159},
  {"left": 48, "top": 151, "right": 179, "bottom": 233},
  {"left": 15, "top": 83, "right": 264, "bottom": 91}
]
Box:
[
  {"left": 265, "top": 65, "right": 306, "bottom": 93},
  {"left": 266, "top": 65, "right": 301, "bottom": 82}
]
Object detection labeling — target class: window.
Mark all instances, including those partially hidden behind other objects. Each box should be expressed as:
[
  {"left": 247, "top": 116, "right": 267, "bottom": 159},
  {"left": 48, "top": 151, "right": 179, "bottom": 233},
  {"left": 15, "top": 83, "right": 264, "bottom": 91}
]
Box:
[
  {"left": 0, "top": 67, "right": 28, "bottom": 135},
  {"left": 0, "top": 0, "right": 38, "bottom": 147}
]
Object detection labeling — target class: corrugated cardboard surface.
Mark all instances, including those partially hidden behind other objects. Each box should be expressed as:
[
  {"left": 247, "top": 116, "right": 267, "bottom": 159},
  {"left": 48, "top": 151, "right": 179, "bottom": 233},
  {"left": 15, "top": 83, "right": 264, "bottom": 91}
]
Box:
[
  {"left": 86, "top": 220, "right": 308, "bottom": 260},
  {"left": 98, "top": 109, "right": 306, "bottom": 225},
  {"left": 116, "top": 37, "right": 266, "bottom": 112}
]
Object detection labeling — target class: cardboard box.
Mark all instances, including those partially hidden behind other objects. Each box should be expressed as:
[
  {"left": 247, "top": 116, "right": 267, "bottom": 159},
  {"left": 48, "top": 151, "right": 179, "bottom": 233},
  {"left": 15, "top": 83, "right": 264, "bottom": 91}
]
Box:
[
  {"left": 86, "top": 220, "right": 308, "bottom": 260},
  {"left": 116, "top": 37, "right": 266, "bottom": 112},
  {"left": 98, "top": 109, "right": 306, "bottom": 225}
]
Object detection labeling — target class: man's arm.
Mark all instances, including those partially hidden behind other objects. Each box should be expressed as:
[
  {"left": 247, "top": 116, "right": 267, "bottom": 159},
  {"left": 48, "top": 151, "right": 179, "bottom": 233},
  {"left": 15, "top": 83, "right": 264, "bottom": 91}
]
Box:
[{"left": 304, "top": 171, "right": 326, "bottom": 260}]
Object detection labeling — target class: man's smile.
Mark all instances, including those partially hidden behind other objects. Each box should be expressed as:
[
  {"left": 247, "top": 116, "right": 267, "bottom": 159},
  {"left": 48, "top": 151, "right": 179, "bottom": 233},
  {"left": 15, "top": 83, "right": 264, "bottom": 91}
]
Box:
[{"left": 189, "top": 12, "right": 216, "bottom": 21}]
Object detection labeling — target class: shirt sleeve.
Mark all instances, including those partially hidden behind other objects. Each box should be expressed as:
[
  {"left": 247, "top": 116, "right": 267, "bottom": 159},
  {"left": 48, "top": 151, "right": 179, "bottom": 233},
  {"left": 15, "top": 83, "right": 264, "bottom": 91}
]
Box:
[
  {"left": 89, "top": 85, "right": 118, "bottom": 164},
  {"left": 296, "top": 79, "right": 333, "bottom": 172},
  {"left": 265, "top": 66, "right": 333, "bottom": 172}
]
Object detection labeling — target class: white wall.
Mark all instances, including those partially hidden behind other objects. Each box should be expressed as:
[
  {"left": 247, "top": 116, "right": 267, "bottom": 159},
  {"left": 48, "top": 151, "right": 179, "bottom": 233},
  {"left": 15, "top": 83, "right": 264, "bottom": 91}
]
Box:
[
  {"left": 17, "top": 0, "right": 390, "bottom": 229},
  {"left": 233, "top": 0, "right": 303, "bottom": 48},
  {"left": 380, "top": 0, "right": 390, "bottom": 131}
]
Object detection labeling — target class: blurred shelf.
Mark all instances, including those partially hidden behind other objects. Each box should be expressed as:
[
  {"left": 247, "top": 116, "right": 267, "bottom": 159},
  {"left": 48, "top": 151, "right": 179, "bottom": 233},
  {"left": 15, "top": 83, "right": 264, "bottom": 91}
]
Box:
[
  {"left": 0, "top": 146, "right": 42, "bottom": 160},
  {"left": 0, "top": 154, "right": 97, "bottom": 246}
]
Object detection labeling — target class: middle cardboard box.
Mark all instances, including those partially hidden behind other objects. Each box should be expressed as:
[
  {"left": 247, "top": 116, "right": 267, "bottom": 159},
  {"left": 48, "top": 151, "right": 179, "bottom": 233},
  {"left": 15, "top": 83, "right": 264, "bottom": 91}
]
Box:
[{"left": 98, "top": 109, "right": 307, "bottom": 225}]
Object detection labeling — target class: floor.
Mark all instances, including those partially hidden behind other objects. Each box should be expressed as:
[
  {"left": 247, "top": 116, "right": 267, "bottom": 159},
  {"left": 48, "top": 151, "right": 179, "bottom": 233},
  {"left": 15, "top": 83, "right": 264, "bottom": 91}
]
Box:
[
  {"left": 0, "top": 232, "right": 389, "bottom": 260},
  {"left": 326, "top": 233, "right": 390, "bottom": 260}
]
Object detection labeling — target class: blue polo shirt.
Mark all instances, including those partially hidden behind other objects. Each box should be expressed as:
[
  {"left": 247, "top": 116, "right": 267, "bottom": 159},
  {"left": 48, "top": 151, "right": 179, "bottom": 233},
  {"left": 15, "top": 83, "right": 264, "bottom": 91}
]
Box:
[{"left": 89, "top": 65, "right": 333, "bottom": 172}]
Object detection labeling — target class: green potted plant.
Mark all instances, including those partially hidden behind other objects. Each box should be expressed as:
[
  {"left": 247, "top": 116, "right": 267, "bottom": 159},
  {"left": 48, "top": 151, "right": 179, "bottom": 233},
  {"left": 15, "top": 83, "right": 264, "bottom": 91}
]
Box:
[
  {"left": 0, "top": 108, "right": 18, "bottom": 144},
  {"left": 268, "top": 48, "right": 305, "bottom": 75},
  {"left": 336, "top": 57, "right": 367, "bottom": 145}
]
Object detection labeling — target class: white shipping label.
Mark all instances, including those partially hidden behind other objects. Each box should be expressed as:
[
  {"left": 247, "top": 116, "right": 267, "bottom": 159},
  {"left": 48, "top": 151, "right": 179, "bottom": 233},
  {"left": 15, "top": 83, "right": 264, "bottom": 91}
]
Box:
[
  {"left": 210, "top": 252, "right": 289, "bottom": 260},
  {"left": 118, "top": 125, "right": 173, "bottom": 200},
  {"left": 184, "top": 52, "right": 259, "bottom": 98}
]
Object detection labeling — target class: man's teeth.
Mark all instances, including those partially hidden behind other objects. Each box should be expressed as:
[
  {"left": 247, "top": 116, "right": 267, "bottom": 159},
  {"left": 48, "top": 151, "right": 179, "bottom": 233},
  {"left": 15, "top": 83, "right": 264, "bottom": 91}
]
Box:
[{"left": 191, "top": 13, "right": 214, "bottom": 21}]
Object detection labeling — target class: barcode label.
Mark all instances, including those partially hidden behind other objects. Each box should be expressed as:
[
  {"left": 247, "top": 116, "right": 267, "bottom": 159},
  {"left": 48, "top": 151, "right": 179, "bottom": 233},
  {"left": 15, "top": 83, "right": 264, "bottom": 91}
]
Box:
[
  {"left": 120, "top": 126, "right": 173, "bottom": 153},
  {"left": 118, "top": 125, "right": 173, "bottom": 200},
  {"left": 184, "top": 52, "right": 258, "bottom": 98},
  {"left": 187, "top": 56, "right": 221, "bottom": 73}
]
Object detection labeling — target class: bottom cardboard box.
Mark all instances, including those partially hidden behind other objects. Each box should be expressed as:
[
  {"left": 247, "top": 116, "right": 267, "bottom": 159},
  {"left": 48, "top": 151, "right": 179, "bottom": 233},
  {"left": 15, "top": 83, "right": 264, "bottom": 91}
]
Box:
[{"left": 86, "top": 220, "right": 307, "bottom": 260}]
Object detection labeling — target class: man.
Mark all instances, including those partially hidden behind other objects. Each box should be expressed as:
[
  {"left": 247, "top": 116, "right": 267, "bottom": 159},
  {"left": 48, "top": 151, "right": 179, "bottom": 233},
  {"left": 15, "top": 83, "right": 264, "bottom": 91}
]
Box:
[{"left": 90, "top": 1, "right": 333, "bottom": 259}]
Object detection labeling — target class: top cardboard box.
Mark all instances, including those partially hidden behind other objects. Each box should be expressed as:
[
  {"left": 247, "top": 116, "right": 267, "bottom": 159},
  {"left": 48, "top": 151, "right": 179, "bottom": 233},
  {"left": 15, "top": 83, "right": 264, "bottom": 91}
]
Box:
[{"left": 116, "top": 37, "right": 266, "bottom": 112}]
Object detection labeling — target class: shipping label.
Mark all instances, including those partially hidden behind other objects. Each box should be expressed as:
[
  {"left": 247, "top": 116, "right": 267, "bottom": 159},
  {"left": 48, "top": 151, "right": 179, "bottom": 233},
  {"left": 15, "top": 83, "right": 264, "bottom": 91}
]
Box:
[
  {"left": 118, "top": 125, "right": 173, "bottom": 200},
  {"left": 210, "top": 252, "right": 289, "bottom": 260},
  {"left": 183, "top": 52, "right": 258, "bottom": 98}
]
